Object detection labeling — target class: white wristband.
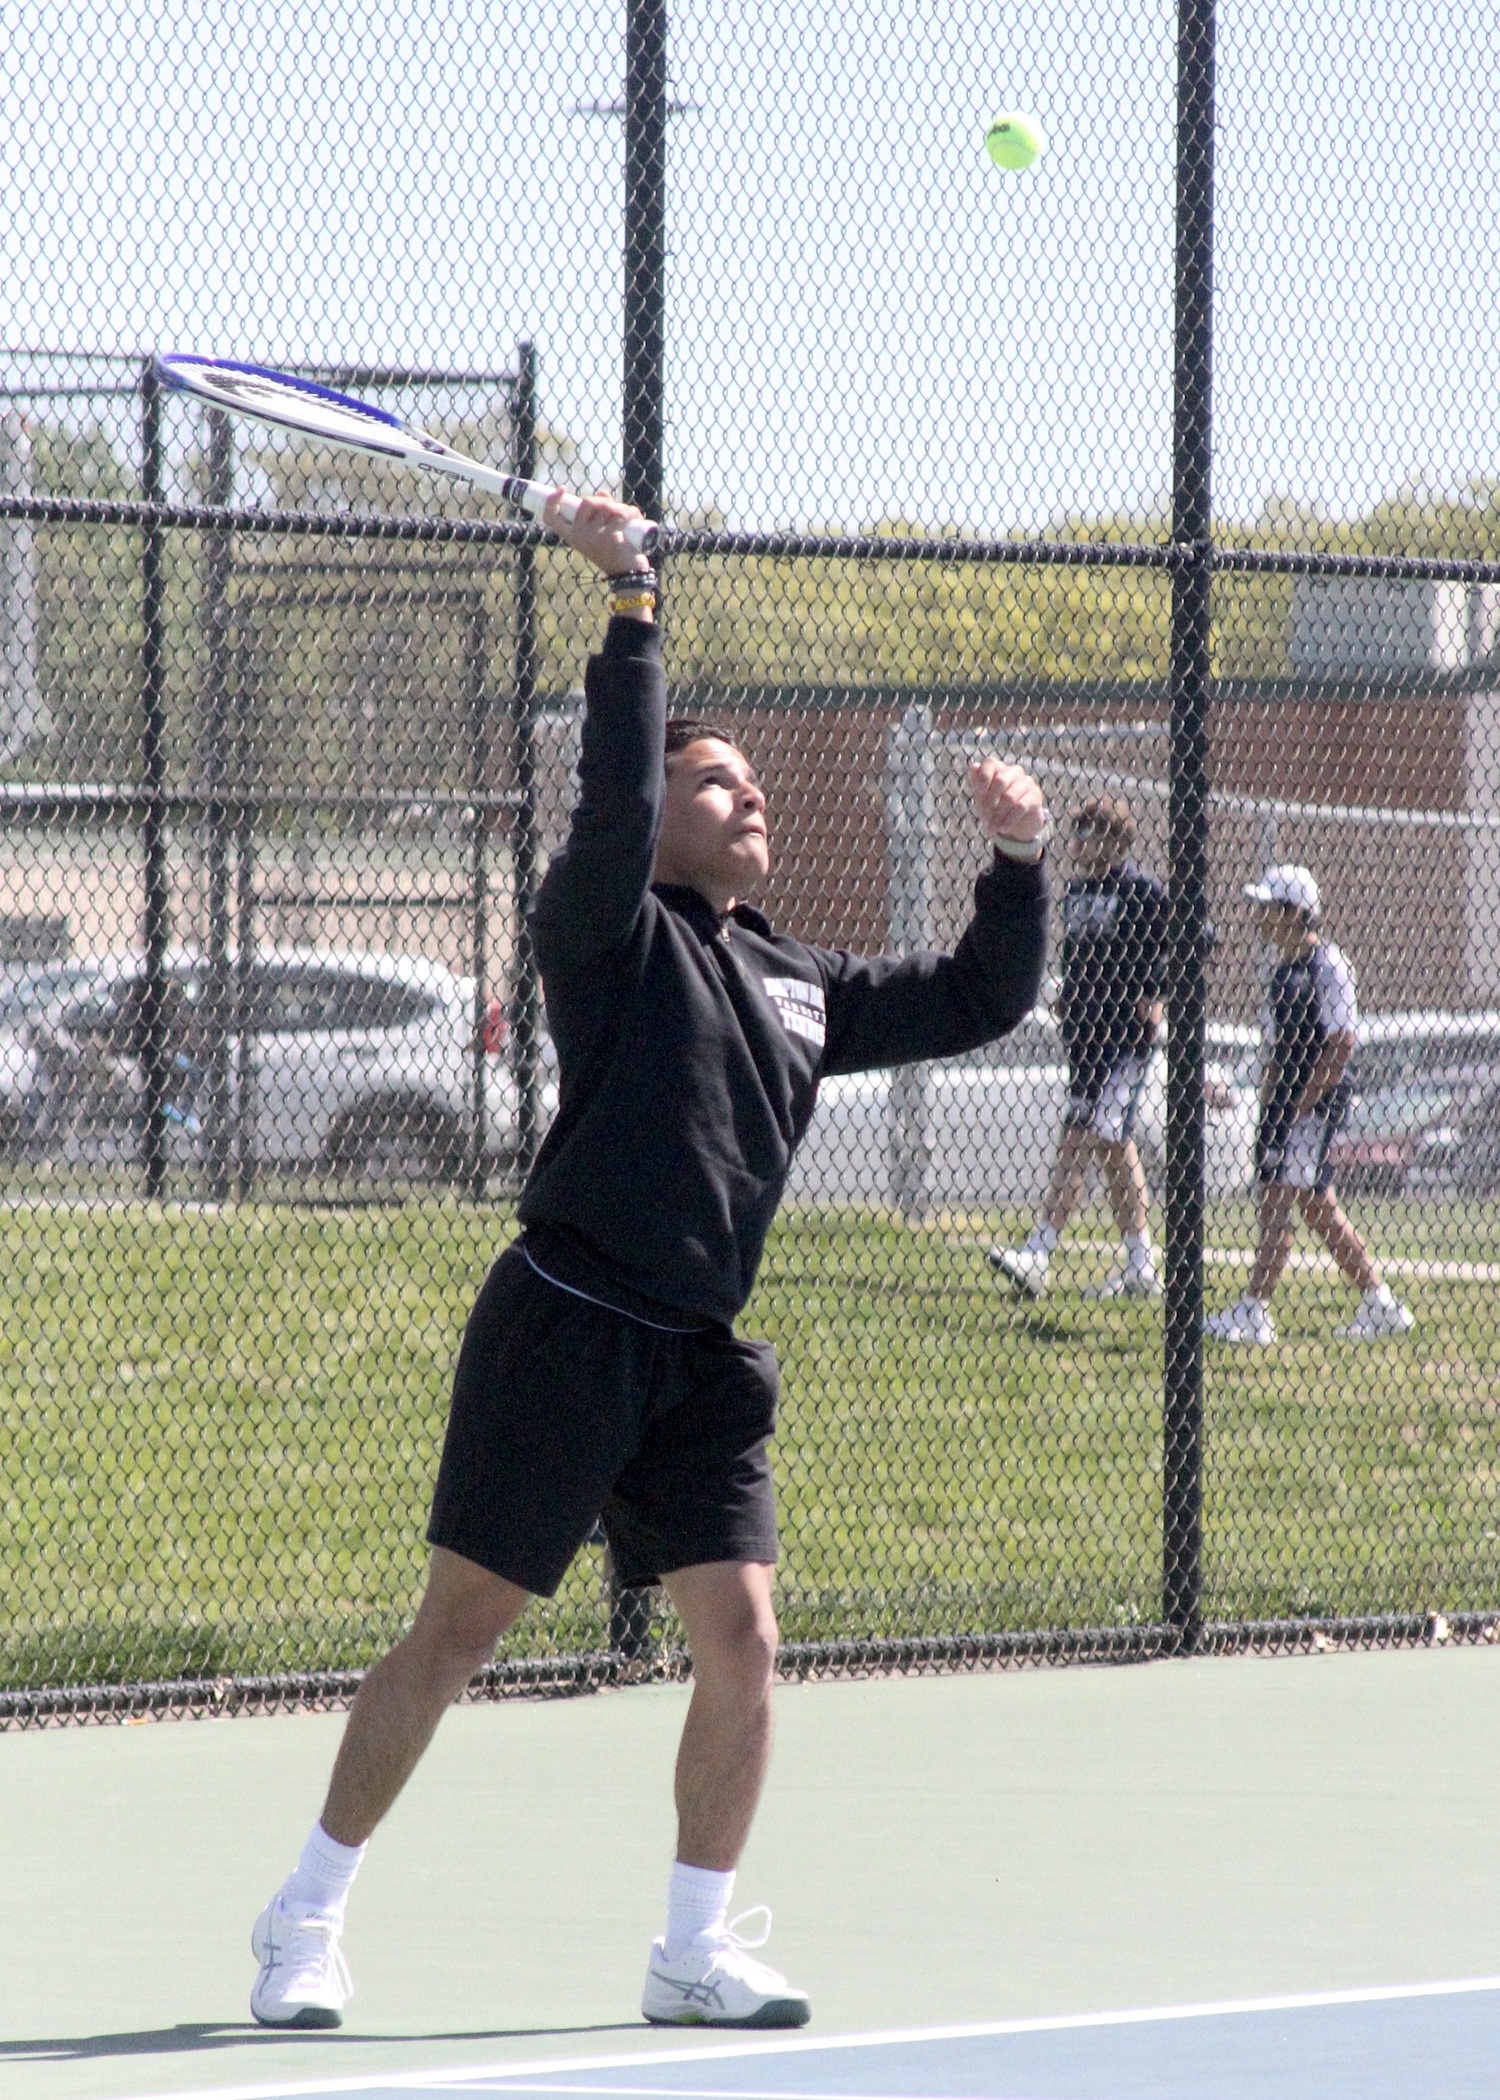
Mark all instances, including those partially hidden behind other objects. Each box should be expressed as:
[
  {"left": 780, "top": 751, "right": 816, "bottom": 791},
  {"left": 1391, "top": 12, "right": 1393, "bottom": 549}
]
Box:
[{"left": 993, "top": 813, "right": 1052, "bottom": 864}]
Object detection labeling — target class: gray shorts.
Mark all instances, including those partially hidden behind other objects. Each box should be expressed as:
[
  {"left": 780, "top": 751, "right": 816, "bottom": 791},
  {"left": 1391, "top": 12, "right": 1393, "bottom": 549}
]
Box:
[
  {"left": 1257, "top": 1103, "right": 1345, "bottom": 1192},
  {"left": 1063, "top": 1054, "right": 1150, "bottom": 1146}
]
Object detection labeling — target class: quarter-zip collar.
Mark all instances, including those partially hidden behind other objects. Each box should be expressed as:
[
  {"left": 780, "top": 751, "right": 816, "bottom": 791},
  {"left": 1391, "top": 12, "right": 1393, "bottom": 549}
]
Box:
[{"left": 651, "top": 882, "right": 774, "bottom": 945}]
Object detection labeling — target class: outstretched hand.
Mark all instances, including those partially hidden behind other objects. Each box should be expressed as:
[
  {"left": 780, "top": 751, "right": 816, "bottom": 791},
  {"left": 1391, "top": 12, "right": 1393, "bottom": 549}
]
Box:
[
  {"left": 968, "top": 757, "right": 1048, "bottom": 844},
  {"left": 542, "top": 489, "right": 652, "bottom": 575}
]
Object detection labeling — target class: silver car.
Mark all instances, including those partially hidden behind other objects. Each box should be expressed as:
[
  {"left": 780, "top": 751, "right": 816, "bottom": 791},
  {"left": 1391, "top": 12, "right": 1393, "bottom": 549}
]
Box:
[
  {"left": 8, "top": 949, "right": 533, "bottom": 1180},
  {"left": 786, "top": 1012, "right": 1260, "bottom": 1211}
]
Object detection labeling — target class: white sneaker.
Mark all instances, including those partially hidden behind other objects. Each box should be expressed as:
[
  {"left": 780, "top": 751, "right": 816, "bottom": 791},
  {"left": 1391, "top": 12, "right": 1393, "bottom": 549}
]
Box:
[
  {"left": 250, "top": 1894, "right": 352, "bottom": 2029},
  {"left": 1204, "top": 1297, "right": 1276, "bottom": 1346},
  {"left": 989, "top": 1245, "right": 1049, "bottom": 1298},
  {"left": 642, "top": 1908, "right": 811, "bottom": 2029},
  {"left": 1087, "top": 1264, "right": 1162, "bottom": 1301},
  {"left": 1336, "top": 1297, "right": 1415, "bottom": 1340}
]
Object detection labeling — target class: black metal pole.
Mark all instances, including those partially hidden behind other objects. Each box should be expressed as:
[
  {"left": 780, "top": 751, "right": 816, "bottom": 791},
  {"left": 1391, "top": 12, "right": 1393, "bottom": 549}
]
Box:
[
  {"left": 510, "top": 341, "right": 543, "bottom": 1181},
  {"left": 623, "top": 0, "right": 667, "bottom": 521},
  {"left": 139, "top": 360, "right": 171, "bottom": 1201},
  {"left": 465, "top": 593, "right": 491, "bottom": 1201},
  {"left": 1163, "top": 0, "right": 1217, "bottom": 1650},
  {"left": 618, "top": 19, "right": 665, "bottom": 1658},
  {"left": 201, "top": 408, "right": 234, "bottom": 1200},
  {"left": 232, "top": 629, "right": 257, "bottom": 1196}
]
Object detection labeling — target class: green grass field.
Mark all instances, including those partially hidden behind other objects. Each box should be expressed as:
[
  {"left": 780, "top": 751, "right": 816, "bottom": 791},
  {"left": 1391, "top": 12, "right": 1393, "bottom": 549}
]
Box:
[{"left": 4, "top": 1195, "right": 1499, "bottom": 1689}]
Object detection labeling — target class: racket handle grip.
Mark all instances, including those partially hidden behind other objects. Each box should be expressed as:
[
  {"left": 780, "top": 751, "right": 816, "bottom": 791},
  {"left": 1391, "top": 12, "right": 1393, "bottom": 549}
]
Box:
[{"left": 514, "top": 482, "right": 660, "bottom": 554}]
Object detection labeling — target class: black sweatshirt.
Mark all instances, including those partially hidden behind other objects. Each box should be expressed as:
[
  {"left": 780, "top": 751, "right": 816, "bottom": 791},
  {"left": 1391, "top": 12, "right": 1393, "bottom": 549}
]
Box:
[{"left": 517, "top": 618, "right": 1049, "bottom": 1328}]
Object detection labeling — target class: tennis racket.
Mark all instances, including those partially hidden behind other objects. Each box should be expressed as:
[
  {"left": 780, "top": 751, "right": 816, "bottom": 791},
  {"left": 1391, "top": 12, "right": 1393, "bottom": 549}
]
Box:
[{"left": 153, "top": 354, "right": 660, "bottom": 553}]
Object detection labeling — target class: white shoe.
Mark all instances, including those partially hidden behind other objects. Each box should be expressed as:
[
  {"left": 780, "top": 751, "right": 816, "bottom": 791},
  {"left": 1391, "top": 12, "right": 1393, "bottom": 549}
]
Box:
[
  {"left": 989, "top": 1245, "right": 1048, "bottom": 1298},
  {"left": 250, "top": 1894, "right": 352, "bottom": 2029},
  {"left": 1087, "top": 1264, "right": 1162, "bottom": 1301},
  {"left": 1205, "top": 1297, "right": 1276, "bottom": 1345},
  {"left": 1336, "top": 1297, "right": 1415, "bottom": 1340},
  {"left": 642, "top": 1908, "right": 811, "bottom": 2029}
]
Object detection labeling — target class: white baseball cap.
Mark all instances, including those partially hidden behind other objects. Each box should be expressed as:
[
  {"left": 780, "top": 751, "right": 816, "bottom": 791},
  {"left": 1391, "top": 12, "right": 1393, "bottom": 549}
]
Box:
[{"left": 1242, "top": 864, "right": 1321, "bottom": 916}]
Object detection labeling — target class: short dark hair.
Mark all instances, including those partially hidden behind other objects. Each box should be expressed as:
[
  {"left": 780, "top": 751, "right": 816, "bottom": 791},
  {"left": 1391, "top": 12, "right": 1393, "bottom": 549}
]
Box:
[
  {"left": 664, "top": 717, "right": 743, "bottom": 763},
  {"left": 1070, "top": 794, "right": 1136, "bottom": 850}
]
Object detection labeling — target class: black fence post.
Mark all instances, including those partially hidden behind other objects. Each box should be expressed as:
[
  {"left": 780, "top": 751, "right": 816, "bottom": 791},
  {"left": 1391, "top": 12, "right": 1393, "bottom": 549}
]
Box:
[
  {"left": 510, "top": 340, "right": 543, "bottom": 1180},
  {"left": 201, "top": 408, "right": 234, "bottom": 1201},
  {"left": 614, "top": 0, "right": 667, "bottom": 1664},
  {"left": 465, "top": 592, "right": 492, "bottom": 1201},
  {"left": 232, "top": 627, "right": 257, "bottom": 1197},
  {"left": 1164, "top": 0, "right": 1217, "bottom": 1650},
  {"left": 139, "top": 360, "right": 171, "bottom": 1202},
  {"left": 623, "top": 0, "right": 667, "bottom": 522}
]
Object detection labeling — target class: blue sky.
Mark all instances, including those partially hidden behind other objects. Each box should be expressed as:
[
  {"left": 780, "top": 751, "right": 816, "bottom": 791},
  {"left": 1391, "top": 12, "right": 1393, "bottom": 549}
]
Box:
[{"left": 2, "top": 0, "right": 1497, "bottom": 532}]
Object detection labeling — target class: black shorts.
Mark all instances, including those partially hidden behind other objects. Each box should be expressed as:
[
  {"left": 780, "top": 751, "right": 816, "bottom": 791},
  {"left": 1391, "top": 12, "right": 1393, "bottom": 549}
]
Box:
[{"left": 426, "top": 1241, "right": 780, "bottom": 1597}]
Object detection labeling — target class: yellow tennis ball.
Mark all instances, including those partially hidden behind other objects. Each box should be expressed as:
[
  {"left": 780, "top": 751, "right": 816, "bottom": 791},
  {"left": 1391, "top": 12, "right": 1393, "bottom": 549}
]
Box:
[{"left": 985, "top": 112, "right": 1043, "bottom": 171}]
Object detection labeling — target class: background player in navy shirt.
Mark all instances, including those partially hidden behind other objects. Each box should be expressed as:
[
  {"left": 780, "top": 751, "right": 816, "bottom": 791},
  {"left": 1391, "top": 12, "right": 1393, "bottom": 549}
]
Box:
[
  {"left": 991, "top": 796, "right": 1167, "bottom": 1299},
  {"left": 1206, "top": 864, "right": 1414, "bottom": 1346}
]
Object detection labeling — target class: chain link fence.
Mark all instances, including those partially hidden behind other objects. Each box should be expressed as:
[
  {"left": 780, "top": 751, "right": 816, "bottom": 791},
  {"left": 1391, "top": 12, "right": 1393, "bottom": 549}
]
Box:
[{"left": 4, "top": 0, "right": 1500, "bottom": 1721}]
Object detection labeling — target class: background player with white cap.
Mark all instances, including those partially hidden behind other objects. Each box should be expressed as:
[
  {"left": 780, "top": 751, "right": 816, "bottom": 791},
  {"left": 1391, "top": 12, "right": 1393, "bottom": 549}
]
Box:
[{"left": 1206, "top": 864, "right": 1414, "bottom": 1346}]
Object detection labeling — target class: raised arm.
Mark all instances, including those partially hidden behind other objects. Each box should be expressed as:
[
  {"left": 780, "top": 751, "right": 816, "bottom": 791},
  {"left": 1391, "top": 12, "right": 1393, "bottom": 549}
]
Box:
[
  {"left": 529, "top": 495, "right": 664, "bottom": 971},
  {"left": 818, "top": 759, "right": 1051, "bottom": 1074}
]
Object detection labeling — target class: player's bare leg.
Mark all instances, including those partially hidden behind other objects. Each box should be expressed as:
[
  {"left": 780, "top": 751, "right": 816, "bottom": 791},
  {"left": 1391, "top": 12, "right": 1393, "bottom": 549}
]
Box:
[
  {"left": 1041, "top": 1122, "right": 1091, "bottom": 1235},
  {"left": 663, "top": 1560, "right": 779, "bottom": 1870},
  {"left": 250, "top": 1547, "right": 528, "bottom": 2029},
  {"left": 1247, "top": 1183, "right": 1299, "bottom": 1301},
  {"left": 1099, "top": 1136, "right": 1148, "bottom": 1239},
  {"left": 1088, "top": 1135, "right": 1159, "bottom": 1298},
  {"left": 1297, "top": 1189, "right": 1379, "bottom": 1292},
  {"left": 642, "top": 1559, "right": 809, "bottom": 2027},
  {"left": 321, "top": 1546, "right": 530, "bottom": 1845},
  {"left": 1215, "top": 1183, "right": 1412, "bottom": 1344},
  {"left": 992, "top": 1124, "right": 1090, "bottom": 1296}
]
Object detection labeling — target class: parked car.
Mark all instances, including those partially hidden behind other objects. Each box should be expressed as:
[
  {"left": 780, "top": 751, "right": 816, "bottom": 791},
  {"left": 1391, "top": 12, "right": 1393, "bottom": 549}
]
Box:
[
  {"left": 1407, "top": 1083, "right": 1500, "bottom": 1198},
  {"left": 5, "top": 949, "right": 551, "bottom": 1181},
  {"left": 785, "top": 1012, "right": 1260, "bottom": 1211},
  {"left": 1326, "top": 1011, "right": 1500, "bottom": 1197},
  {"left": 0, "top": 958, "right": 121, "bottom": 1149},
  {"left": 0, "top": 956, "right": 106, "bottom": 1025}
]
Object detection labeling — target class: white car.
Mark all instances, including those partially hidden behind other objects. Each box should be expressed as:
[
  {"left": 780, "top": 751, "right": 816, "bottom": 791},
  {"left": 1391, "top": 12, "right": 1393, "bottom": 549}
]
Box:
[
  {"left": 786, "top": 1011, "right": 1260, "bottom": 1212},
  {"left": 1326, "top": 1009, "right": 1500, "bottom": 1197},
  {"left": 6, "top": 949, "right": 554, "bottom": 1180}
]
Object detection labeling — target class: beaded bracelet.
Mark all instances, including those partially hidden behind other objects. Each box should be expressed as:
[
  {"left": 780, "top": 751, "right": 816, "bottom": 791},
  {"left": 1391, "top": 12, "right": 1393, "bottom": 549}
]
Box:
[{"left": 607, "top": 567, "right": 660, "bottom": 618}]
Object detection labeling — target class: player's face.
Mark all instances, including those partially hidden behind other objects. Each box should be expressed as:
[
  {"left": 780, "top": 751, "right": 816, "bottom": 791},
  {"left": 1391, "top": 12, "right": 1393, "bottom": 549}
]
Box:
[
  {"left": 657, "top": 739, "right": 770, "bottom": 907},
  {"left": 1256, "top": 901, "right": 1307, "bottom": 954},
  {"left": 1069, "top": 827, "right": 1116, "bottom": 878}
]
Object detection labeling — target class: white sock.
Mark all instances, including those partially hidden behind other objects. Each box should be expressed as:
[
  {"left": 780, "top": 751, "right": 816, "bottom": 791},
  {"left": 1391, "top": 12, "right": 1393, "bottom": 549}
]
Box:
[
  {"left": 283, "top": 1822, "right": 367, "bottom": 1916},
  {"left": 664, "top": 1861, "right": 735, "bottom": 1959},
  {"left": 1025, "top": 1222, "right": 1059, "bottom": 1257},
  {"left": 1124, "top": 1231, "right": 1153, "bottom": 1271},
  {"left": 1365, "top": 1282, "right": 1397, "bottom": 1309}
]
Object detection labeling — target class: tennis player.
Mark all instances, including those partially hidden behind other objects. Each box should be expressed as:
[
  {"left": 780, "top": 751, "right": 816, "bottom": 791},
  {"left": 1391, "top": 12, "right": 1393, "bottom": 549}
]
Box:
[
  {"left": 990, "top": 796, "right": 1166, "bottom": 1299},
  {"left": 1206, "top": 864, "right": 1414, "bottom": 1346},
  {"left": 248, "top": 494, "right": 1050, "bottom": 2033}
]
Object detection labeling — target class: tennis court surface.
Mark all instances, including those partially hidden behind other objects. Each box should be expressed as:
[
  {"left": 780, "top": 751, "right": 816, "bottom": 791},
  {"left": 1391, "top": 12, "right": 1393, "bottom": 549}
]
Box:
[
  {"left": 6, "top": 1652, "right": 1500, "bottom": 2100},
  {"left": 112, "top": 1984, "right": 1500, "bottom": 2100}
]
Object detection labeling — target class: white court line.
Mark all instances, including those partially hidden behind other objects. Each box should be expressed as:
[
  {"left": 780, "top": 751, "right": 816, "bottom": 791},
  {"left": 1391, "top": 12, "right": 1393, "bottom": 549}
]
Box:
[
  {"left": 112, "top": 1974, "right": 1500, "bottom": 2100},
  {"left": 424, "top": 2089, "right": 992, "bottom": 2099},
  {"left": 1203, "top": 1247, "right": 1500, "bottom": 1285},
  {"left": 1057, "top": 1235, "right": 1500, "bottom": 1286}
]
